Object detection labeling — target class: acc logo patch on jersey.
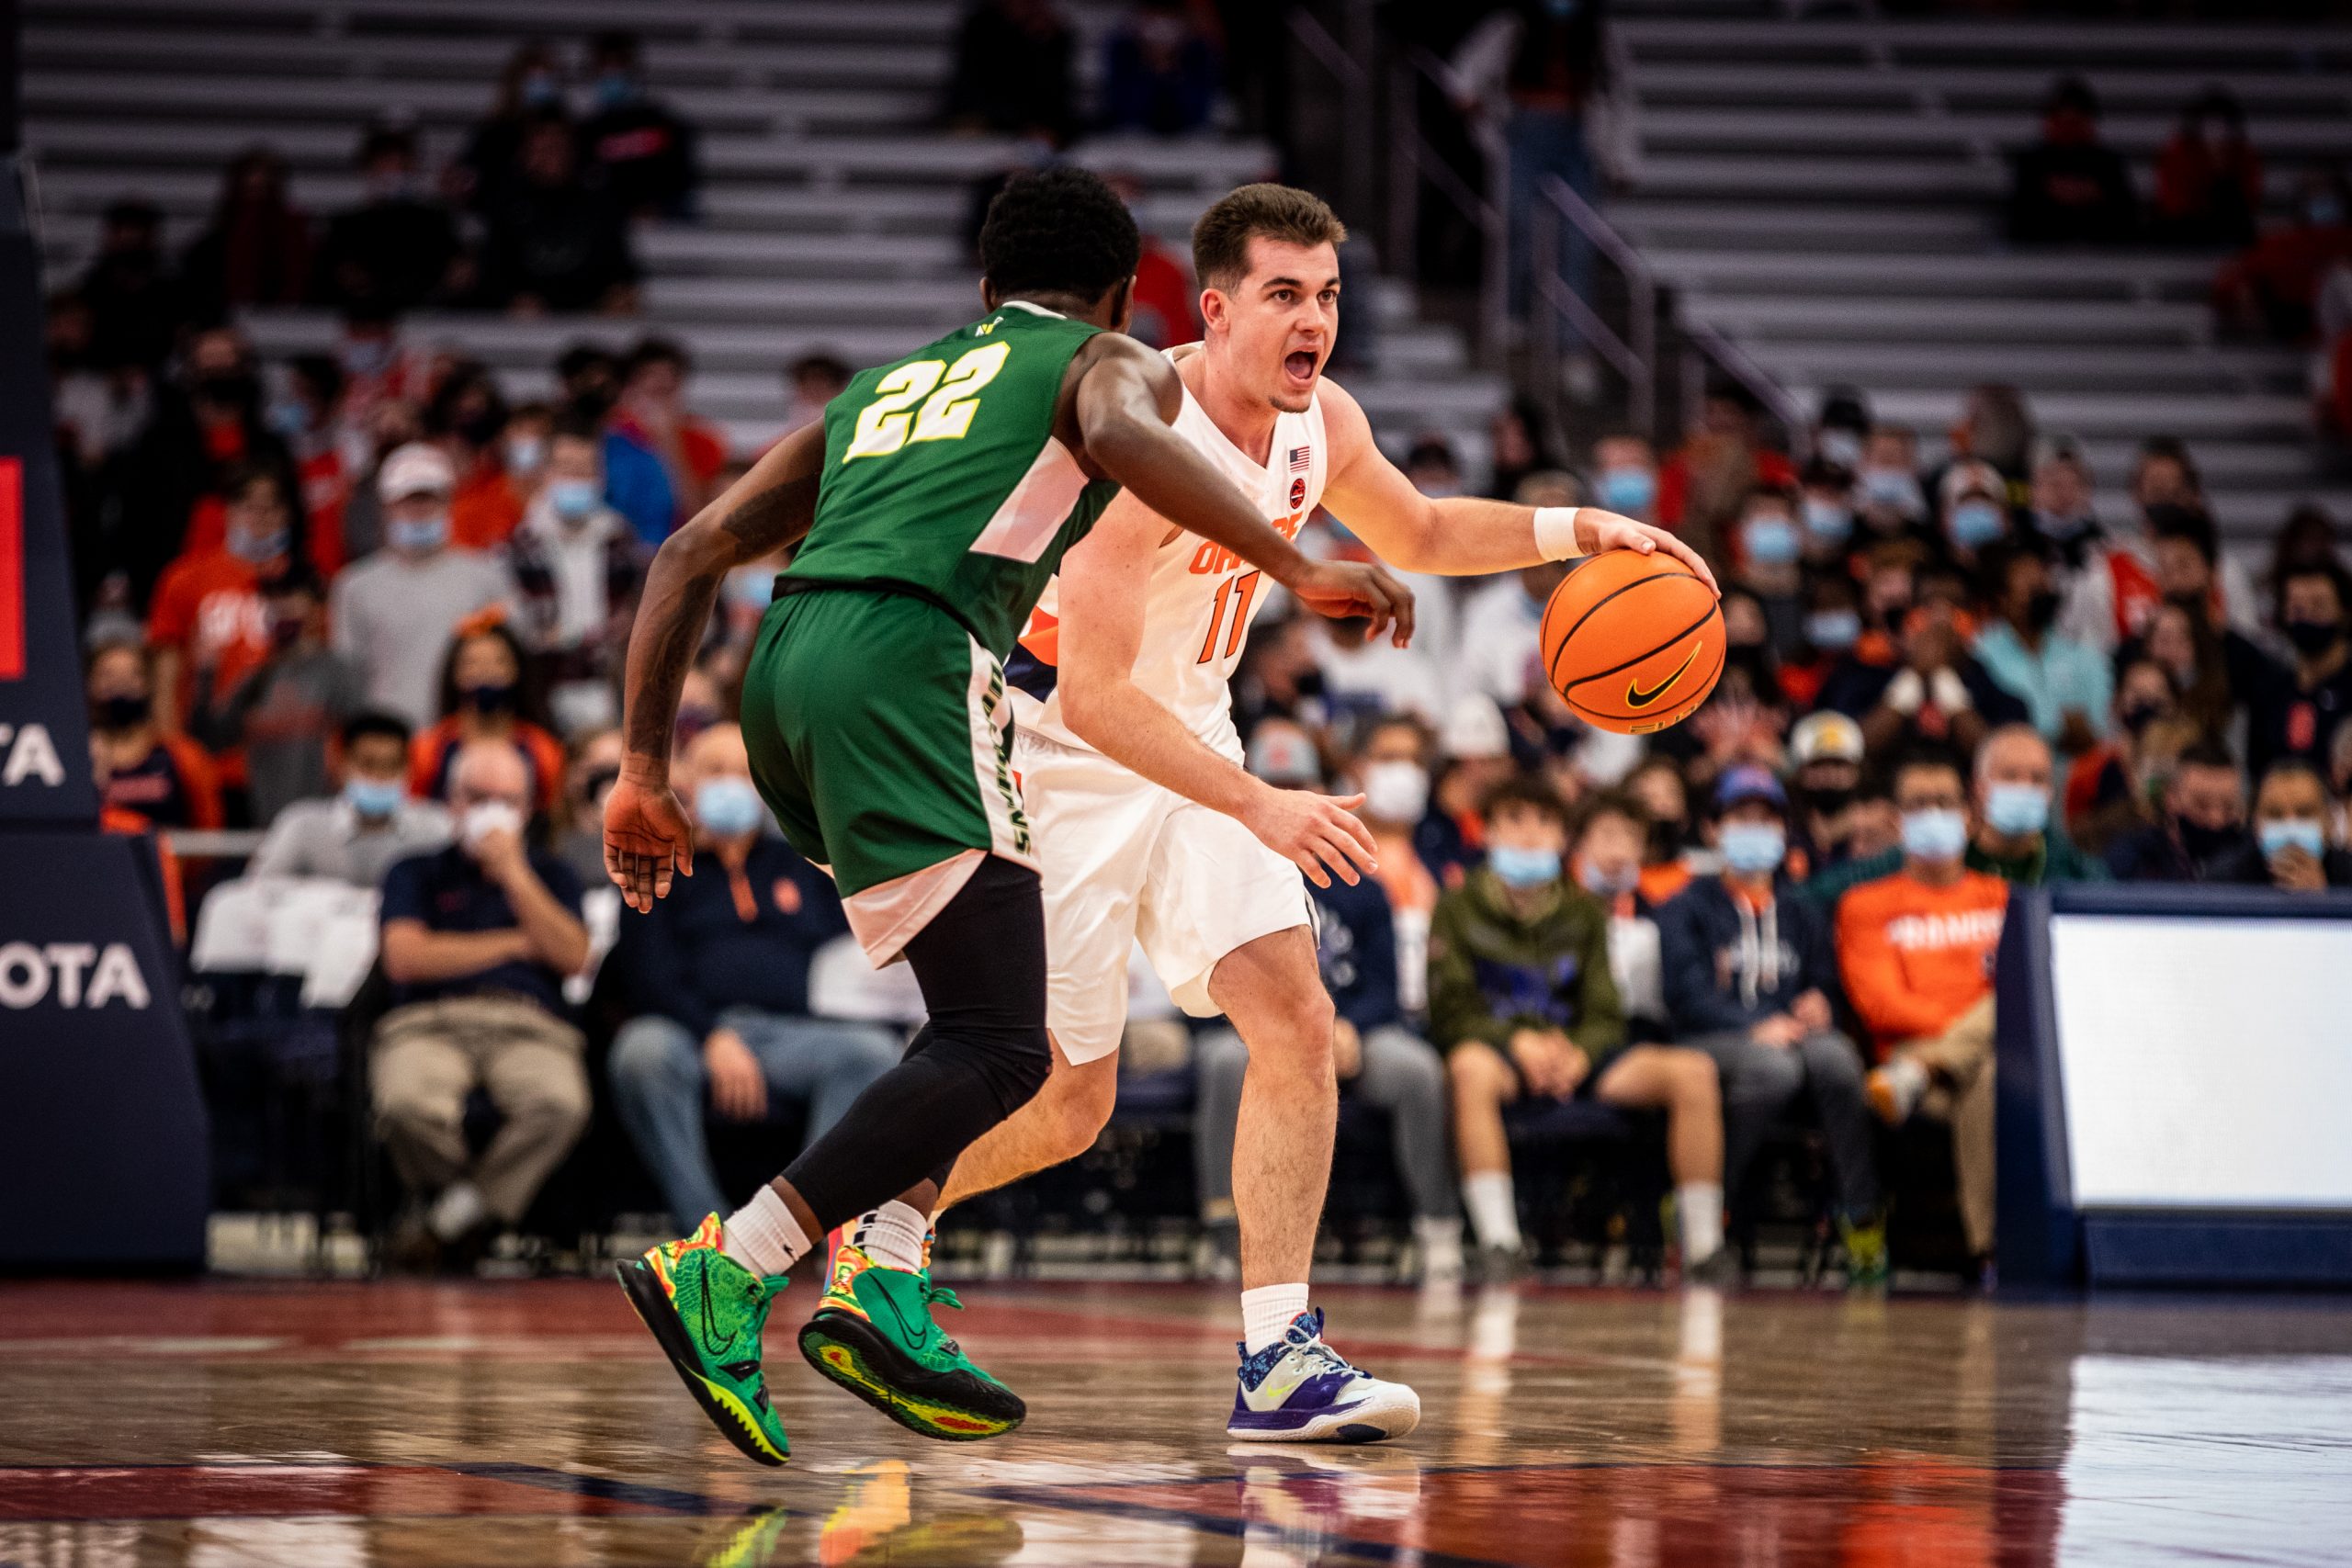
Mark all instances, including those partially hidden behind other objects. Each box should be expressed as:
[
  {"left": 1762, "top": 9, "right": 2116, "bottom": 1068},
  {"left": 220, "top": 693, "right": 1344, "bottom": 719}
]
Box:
[{"left": 1289, "top": 477, "right": 1306, "bottom": 510}]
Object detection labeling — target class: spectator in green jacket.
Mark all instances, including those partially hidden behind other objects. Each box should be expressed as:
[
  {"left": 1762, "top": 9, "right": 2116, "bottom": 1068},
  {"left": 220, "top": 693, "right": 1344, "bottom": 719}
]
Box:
[
  {"left": 1805, "top": 724, "right": 2105, "bottom": 907},
  {"left": 1432, "top": 776, "right": 1731, "bottom": 1284}
]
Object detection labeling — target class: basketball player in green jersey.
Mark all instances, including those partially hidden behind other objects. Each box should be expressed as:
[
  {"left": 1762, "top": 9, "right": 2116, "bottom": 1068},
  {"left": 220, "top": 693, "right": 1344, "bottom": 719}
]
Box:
[{"left": 603, "top": 168, "right": 1412, "bottom": 1465}]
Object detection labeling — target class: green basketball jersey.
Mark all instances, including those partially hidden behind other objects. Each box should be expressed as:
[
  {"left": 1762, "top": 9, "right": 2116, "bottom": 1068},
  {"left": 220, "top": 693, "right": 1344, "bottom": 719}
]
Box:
[{"left": 783, "top": 301, "right": 1121, "bottom": 657}]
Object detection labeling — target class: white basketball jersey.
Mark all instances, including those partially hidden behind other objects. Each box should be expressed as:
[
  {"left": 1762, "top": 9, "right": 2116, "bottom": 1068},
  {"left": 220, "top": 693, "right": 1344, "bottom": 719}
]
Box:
[{"left": 1012, "top": 372, "right": 1328, "bottom": 761}]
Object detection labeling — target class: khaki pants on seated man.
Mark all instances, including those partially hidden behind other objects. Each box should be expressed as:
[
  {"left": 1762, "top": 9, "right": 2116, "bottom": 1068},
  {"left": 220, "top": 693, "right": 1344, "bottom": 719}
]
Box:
[
  {"left": 1875, "top": 995, "right": 1996, "bottom": 1259},
  {"left": 371, "top": 993, "right": 592, "bottom": 1234}
]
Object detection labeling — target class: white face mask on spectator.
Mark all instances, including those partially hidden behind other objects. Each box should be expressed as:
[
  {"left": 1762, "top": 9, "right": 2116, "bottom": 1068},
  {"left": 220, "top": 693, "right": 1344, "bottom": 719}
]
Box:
[
  {"left": 461, "top": 800, "right": 525, "bottom": 849},
  {"left": 1362, "top": 760, "right": 1430, "bottom": 825}
]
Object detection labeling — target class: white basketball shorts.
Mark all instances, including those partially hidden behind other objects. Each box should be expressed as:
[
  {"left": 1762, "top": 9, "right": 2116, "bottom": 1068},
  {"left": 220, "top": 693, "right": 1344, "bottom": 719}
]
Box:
[{"left": 1018, "top": 729, "right": 1311, "bottom": 1066}]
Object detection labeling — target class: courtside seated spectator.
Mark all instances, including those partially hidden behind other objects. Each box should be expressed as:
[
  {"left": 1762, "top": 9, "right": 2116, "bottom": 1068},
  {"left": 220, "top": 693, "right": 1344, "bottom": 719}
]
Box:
[
  {"left": 179, "top": 148, "right": 311, "bottom": 317},
  {"left": 2064, "top": 658, "right": 2182, "bottom": 856},
  {"left": 1418, "top": 696, "right": 1514, "bottom": 892},
  {"left": 1431, "top": 778, "right": 1729, "bottom": 1281},
  {"left": 1849, "top": 599, "right": 2028, "bottom": 761},
  {"left": 2211, "top": 761, "right": 2352, "bottom": 890},
  {"left": 194, "top": 564, "right": 364, "bottom": 825},
  {"left": 2107, "top": 741, "right": 2253, "bottom": 882},
  {"left": 86, "top": 639, "right": 221, "bottom": 830},
  {"left": 2152, "top": 86, "right": 2262, "bottom": 249},
  {"left": 607, "top": 725, "right": 898, "bottom": 1234},
  {"left": 580, "top": 31, "right": 701, "bottom": 220},
  {"left": 480, "top": 112, "right": 640, "bottom": 316},
  {"left": 332, "top": 443, "right": 519, "bottom": 729},
  {"left": 123, "top": 325, "right": 300, "bottom": 606},
  {"left": 374, "top": 739, "right": 591, "bottom": 1270},
  {"left": 1658, "top": 767, "right": 1884, "bottom": 1287},
  {"left": 1101, "top": 0, "right": 1221, "bottom": 137},
  {"left": 1657, "top": 384, "right": 1796, "bottom": 566},
  {"left": 78, "top": 197, "right": 181, "bottom": 372},
  {"left": 453, "top": 43, "right": 565, "bottom": 216},
  {"left": 2243, "top": 560, "right": 2352, "bottom": 778},
  {"left": 1194, "top": 737, "right": 1462, "bottom": 1285},
  {"left": 408, "top": 623, "right": 567, "bottom": 818},
  {"left": 146, "top": 463, "right": 297, "bottom": 736},
  {"left": 1811, "top": 725, "right": 2101, "bottom": 907},
  {"left": 1350, "top": 716, "right": 1441, "bottom": 1010},
  {"left": 2008, "top": 76, "right": 2137, "bottom": 245},
  {"left": 1835, "top": 752, "right": 2009, "bottom": 1280},
  {"left": 311, "top": 120, "right": 464, "bottom": 319},
  {"left": 781, "top": 352, "right": 854, "bottom": 438},
  {"left": 944, "top": 0, "right": 1078, "bottom": 145},
  {"left": 429, "top": 364, "right": 523, "bottom": 551},
  {"left": 2213, "top": 166, "right": 2352, "bottom": 341},
  {"left": 250, "top": 710, "right": 453, "bottom": 886},
  {"left": 1589, "top": 432, "right": 1658, "bottom": 523},
  {"left": 609, "top": 338, "right": 728, "bottom": 531},
  {"left": 508, "top": 414, "right": 644, "bottom": 671},
  {"left": 1972, "top": 544, "right": 2109, "bottom": 757}
]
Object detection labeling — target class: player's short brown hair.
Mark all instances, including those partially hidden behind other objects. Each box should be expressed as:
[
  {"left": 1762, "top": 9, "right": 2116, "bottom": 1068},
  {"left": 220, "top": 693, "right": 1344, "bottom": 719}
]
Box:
[{"left": 1192, "top": 184, "right": 1348, "bottom": 291}]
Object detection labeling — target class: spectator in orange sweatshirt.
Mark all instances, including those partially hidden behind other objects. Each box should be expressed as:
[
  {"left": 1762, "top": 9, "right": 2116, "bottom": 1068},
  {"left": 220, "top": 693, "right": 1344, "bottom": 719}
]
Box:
[{"left": 1835, "top": 750, "right": 2010, "bottom": 1279}]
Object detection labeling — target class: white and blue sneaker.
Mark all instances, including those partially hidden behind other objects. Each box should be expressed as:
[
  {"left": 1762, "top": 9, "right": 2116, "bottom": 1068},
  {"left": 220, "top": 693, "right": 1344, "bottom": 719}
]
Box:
[{"left": 1226, "top": 1308, "right": 1420, "bottom": 1444}]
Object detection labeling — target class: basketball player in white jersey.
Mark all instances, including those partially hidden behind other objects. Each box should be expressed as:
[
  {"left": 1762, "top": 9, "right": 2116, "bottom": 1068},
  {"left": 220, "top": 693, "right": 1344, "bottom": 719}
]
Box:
[{"left": 944, "top": 185, "right": 1716, "bottom": 1441}]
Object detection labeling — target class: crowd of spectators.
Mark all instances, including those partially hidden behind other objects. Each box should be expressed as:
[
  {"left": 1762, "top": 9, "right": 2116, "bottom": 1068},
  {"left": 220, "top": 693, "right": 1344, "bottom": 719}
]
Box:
[{"left": 47, "top": 10, "right": 2352, "bottom": 1282}]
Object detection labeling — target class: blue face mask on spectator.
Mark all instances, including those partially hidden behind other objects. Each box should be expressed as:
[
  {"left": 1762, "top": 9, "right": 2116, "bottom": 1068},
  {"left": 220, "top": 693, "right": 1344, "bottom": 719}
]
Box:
[
  {"left": 1598, "top": 468, "right": 1656, "bottom": 516},
  {"left": 1804, "top": 608, "right": 1861, "bottom": 650},
  {"left": 230, "top": 527, "right": 288, "bottom": 565},
  {"left": 344, "top": 775, "right": 404, "bottom": 819},
  {"left": 1950, "top": 501, "right": 2007, "bottom": 548},
  {"left": 1719, "top": 821, "right": 1786, "bottom": 876},
  {"left": 1743, "top": 514, "right": 1802, "bottom": 566},
  {"left": 390, "top": 513, "right": 449, "bottom": 552},
  {"left": 695, "top": 776, "right": 765, "bottom": 839},
  {"left": 1803, "top": 497, "right": 1852, "bottom": 543},
  {"left": 1984, "top": 782, "right": 2050, "bottom": 837},
  {"left": 1578, "top": 859, "right": 1637, "bottom": 897},
  {"left": 1860, "top": 467, "right": 1923, "bottom": 516},
  {"left": 2260, "top": 818, "right": 2325, "bottom": 860},
  {"left": 1901, "top": 807, "right": 1969, "bottom": 863},
  {"left": 548, "top": 478, "right": 601, "bottom": 522},
  {"left": 594, "top": 71, "right": 636, "bottom": 109},
  {"left": 1488, "top": 843, "right": 1562, "bottom": 888}
]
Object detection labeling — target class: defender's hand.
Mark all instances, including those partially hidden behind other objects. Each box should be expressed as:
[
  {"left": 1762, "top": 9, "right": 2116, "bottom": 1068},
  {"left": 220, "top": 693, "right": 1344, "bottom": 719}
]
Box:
[
  {"left": 1573, "top": 510, "right": 1720, "bottom": 596},
  {"left": 605, "top": 773, "right": 695, "bottom": 912},
  {"left": 1241, "top": 784, "right": 1380, "bottom": 890},
  {"left": 1286, "top": 558, "right": 1418, "bottom": 649}
]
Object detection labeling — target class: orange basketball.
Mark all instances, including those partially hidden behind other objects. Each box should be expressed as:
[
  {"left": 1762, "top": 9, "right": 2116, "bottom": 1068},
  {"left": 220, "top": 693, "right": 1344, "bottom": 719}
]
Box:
[{"left": 1539, "top": 550, "right": 1725, "bottom": 735}]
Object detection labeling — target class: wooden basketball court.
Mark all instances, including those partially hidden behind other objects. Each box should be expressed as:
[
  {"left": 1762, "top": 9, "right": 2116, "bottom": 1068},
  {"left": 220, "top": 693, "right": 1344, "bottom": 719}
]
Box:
[{"left": 3, "top": 1278, "right": 2347, "bottom": 1565}]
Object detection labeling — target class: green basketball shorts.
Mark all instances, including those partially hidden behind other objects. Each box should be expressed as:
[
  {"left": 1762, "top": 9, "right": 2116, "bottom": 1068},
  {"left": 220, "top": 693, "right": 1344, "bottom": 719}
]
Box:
[{"left": 740, "top": 586, "right": 1036, "bottom": 962}]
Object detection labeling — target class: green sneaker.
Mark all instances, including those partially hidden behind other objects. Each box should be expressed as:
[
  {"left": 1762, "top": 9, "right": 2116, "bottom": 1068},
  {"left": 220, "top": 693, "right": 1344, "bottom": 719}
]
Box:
[
  {"left": 615, "top": 1213, "right": 792, "bottom": 1466},
  {"left": 1840, "top": 1216, "right": 1890, "bottom": 1292},
  {"left": 797, "top": 1241, "right": 1025, "bottom": 1441}
]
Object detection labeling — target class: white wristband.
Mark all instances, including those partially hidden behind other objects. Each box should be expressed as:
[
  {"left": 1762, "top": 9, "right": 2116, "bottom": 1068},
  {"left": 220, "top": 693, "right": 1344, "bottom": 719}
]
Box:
[{"left": 1533, "top": 506, "right": 1584, "bottom": 561}]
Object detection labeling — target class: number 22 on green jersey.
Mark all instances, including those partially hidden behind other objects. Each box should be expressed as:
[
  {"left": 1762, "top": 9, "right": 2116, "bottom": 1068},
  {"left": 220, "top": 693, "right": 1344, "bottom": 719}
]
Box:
[{"left": 842, "top": 341, "right": 1012, "bottom": 462}]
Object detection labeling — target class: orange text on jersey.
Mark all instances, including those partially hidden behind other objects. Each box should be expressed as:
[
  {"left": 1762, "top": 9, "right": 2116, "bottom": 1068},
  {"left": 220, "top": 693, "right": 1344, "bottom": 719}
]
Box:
[{"left": 1188, "top": 513, "right": 1305, "bottom": 576}]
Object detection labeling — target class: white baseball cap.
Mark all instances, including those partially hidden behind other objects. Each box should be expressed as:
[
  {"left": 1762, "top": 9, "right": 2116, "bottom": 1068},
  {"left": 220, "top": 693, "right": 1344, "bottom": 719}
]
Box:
[
  {"left": 1438, "top": 695, "right": 1510, "bottom": 761},
  {"left": 378, "top": 441, "right": 456, "bottom": 502},
  {"left": 1791, "top": 710, "right": 1866, "bottom": 765}
]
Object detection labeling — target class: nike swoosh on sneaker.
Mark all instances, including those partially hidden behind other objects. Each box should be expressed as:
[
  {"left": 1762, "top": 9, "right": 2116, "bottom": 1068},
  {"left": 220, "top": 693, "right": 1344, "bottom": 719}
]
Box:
[
  {"left": 701, "top": 1281, "right": 739, "bottom": 1357},
  {"left": 876, "top": 1285, "right": 934, "bottom": 1353}
]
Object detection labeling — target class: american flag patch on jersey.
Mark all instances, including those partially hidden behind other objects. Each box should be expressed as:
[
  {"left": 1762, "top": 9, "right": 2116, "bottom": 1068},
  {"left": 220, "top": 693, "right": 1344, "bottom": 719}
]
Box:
[{"left": 1288, "top": 446, "right": 1311, "bottom": 472}]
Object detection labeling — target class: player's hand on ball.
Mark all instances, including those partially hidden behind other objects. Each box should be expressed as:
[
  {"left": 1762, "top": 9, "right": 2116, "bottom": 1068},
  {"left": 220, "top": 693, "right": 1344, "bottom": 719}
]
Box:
[
  {"left": 1244, "top": 784, "right": 1380, "bottom": 889},
  {"left": 1574, "top": 511, "right": 1720, "bottom": 596},
  {"left": 605, "top": 772, "right": 695, "bottom": 912},
  {"left": 1288, "top": 558, "right": 1418, "bottom": 649}
]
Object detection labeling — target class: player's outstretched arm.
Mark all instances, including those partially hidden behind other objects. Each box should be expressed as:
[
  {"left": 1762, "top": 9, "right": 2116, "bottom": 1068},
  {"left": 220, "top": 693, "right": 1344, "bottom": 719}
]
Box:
[
  {"left": 1069, "top": 333, "right": 1417, "bottom": 647},
  {"left": 606, "top": 419, "right": 828, "bottom": 912},
  {"left": 1317, "top": 378, "right": 1719, "bottom": 593},
  {"left": 1056, "top": 494, "right": 1379, "bottom": 890}
]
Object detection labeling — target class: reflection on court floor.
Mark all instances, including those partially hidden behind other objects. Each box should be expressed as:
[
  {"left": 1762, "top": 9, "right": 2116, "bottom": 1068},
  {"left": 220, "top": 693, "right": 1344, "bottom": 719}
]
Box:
[{"left": 3, "top": 1278, "right": 2348, "bottom": 1566}]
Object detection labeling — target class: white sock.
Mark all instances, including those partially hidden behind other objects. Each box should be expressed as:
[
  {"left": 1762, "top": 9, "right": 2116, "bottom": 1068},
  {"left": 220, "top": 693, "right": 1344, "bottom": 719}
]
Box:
[
  {"left": 1462, "top": 1171, "right": 1522, "bottom": 1251},
  {"left": 1414, "top": 1215, "right": 1465, "bottom": 1281},
  {"left": 428, "top": 1181, "right": 486, "bottom": 1241},
  {"left": 1240, "top": 1282, "right": 1311, "bottom": 1354},
  {"left": 721, "top": 1187, "right": 812, "bottom": 1278},
  {"left": 851, "top": 1201, "right": 930, "bottom": 1272},
  {"left": 1678, "top": 1181, "right": 1724, "bottom": 1260}
]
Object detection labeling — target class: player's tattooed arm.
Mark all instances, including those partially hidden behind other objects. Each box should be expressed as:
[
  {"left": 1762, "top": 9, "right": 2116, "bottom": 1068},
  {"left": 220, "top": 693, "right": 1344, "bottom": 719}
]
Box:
[
  {"left": 1066, "top": 334, "right": 1416, "bottom": 647},
  {"left": 605, "top": 419, "right": 826, "bottom": 910}
]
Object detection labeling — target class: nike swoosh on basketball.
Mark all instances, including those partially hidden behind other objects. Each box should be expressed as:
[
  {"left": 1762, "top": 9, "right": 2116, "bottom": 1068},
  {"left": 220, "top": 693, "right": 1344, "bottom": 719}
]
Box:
[{"left": 1625, "top": 644, "right": 1702, "bottom": 709}]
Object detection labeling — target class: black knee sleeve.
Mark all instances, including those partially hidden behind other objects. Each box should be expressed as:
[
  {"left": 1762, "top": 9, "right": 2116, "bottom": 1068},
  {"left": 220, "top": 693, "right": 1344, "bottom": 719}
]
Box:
[{"left": 781, "top": 857, "right": 1048, "bottom": 1230}]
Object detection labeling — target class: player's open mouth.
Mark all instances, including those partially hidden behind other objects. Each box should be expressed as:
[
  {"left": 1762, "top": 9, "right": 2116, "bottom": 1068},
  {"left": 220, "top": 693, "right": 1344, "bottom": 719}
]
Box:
[{"left": 1283, "top": 350, "right": 1317, "bottom": 382}]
